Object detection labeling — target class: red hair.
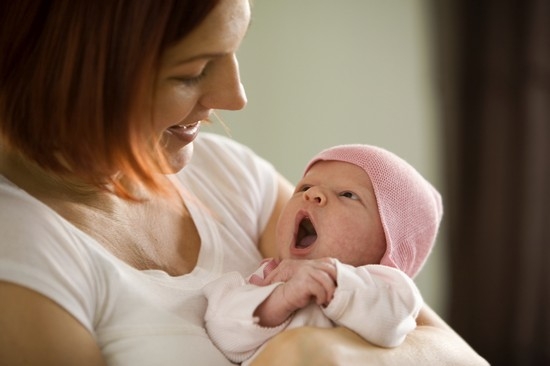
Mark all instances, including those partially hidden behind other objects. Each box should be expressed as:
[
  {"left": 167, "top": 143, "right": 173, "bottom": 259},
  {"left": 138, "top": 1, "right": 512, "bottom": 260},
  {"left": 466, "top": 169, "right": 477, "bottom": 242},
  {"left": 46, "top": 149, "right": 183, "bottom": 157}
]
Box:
[{"left": 0, "top": 0, "right": 220, "bottom": 198}]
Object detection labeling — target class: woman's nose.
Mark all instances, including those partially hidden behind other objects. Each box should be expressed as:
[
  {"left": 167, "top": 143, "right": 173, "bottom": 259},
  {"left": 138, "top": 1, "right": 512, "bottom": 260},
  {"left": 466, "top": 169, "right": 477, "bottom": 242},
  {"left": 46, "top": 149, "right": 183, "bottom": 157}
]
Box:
[
  {"left": 200, "top": 54, "right": 247, "bottom": 111},
  {"left": 303, "top": 186, "right": 327, "bottom": 206}
]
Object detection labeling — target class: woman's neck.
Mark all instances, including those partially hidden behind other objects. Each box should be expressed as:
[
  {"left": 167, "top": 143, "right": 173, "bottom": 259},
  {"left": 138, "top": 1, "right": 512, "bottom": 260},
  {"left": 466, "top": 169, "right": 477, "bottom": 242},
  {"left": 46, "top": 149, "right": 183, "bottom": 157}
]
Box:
[{"left": 0, "top": 146, "right": 196, "bottom": 275}]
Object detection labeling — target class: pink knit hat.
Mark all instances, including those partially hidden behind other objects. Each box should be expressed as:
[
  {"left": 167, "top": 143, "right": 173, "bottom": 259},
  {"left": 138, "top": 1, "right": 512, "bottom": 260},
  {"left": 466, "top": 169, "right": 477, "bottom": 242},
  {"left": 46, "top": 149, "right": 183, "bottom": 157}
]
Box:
[{"left": 304, "top": 144, "right": 443, "bottom": 278}]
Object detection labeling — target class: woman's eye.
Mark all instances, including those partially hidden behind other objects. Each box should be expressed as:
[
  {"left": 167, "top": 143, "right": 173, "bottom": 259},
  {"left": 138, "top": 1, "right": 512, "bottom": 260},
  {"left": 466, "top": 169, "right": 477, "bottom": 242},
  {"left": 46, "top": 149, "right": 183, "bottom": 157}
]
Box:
[
  {"left": 340, "top": 191, "right": 359, "bottom": 200},
  {"left": 175, "top": 71, "right": 207, "bottom": 87}
]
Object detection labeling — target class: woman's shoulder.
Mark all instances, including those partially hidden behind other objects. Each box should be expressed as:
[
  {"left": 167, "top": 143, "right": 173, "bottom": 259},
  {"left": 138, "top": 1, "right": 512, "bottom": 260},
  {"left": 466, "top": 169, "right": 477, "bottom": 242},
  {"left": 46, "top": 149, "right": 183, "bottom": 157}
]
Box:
[
  {"left": 184, "top": 132, "right": 277, "bottom": 195},
  {"left": 0, "top": 174, "right": 101, "bottom": 271},
  {"left": 0, "top": 175, "right": 104, "bottom": 330},
  {"left": 177, "top": 133, "right": 279, "bottom": 254},
  {"left": 0, "top": 175, "right": 57, "bottom": 234}
]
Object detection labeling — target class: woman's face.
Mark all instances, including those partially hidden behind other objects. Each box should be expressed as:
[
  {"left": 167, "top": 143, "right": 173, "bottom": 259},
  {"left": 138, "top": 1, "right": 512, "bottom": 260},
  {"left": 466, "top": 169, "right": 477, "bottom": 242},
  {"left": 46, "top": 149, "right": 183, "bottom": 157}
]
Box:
[
  {"left": 276, "top": 161, "right": 387, "bottom": 267},
  {"left": 152, "top": 0, "right": 250, "bottom": 171}
]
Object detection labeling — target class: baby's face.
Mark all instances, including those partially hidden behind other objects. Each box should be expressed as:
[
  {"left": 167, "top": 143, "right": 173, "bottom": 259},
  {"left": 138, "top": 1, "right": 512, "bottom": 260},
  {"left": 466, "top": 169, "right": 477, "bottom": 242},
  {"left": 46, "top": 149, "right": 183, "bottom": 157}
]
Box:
[{"left": 276, "top": 160, "right": 386, "bottom": 267}]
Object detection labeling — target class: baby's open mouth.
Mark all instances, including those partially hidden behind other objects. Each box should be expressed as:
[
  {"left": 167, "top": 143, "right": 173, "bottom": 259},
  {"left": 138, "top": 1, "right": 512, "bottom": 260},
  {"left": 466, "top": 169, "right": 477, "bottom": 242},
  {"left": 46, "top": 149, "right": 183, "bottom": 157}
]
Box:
[{"left": 295, "top": 217, "right": 317, "bottom": 249}]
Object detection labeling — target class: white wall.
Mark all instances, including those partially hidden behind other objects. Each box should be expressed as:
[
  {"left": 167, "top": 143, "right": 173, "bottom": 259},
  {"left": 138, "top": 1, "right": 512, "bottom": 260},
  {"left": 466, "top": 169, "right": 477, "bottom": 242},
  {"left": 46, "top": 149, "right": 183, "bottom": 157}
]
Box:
[{"left": 206, "top": 0, "right": 448, "bottom": 317}]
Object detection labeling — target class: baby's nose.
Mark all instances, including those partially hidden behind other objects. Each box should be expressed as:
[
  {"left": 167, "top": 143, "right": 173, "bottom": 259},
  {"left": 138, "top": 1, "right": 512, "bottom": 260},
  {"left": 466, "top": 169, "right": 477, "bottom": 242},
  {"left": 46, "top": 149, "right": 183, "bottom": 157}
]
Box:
[{"left": 303, "top": 186, "right": 327, "bottom": 206}]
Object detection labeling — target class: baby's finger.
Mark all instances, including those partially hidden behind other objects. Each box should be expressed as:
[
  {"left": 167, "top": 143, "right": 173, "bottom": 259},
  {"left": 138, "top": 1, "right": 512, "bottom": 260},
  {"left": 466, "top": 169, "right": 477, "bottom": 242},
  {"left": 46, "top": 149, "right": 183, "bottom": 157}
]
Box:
[
  {"left": 262, "top": 258, "right": 280, "bottom": 277},
  {"left": 262, "top": 260, "right": 298, "bottom": 284},
  {"left": 248, "top": 274, "right": 265, "bottom": 286},
  {"left": 310, "top": 279, "right": 334, "bottom": 306},
  {"left": 310, "top": 270, "right": 337, "bottom": 305},
  {"left": 314, "top": 258, "right": 338, "bottom": 282}
]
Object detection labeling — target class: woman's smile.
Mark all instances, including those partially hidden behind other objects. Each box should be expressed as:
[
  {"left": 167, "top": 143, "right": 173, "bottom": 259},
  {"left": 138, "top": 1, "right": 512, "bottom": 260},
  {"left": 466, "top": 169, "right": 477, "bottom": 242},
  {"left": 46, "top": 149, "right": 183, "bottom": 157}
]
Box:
[{"left": 165, "top": 121, "right": 202, "bottom": 144}]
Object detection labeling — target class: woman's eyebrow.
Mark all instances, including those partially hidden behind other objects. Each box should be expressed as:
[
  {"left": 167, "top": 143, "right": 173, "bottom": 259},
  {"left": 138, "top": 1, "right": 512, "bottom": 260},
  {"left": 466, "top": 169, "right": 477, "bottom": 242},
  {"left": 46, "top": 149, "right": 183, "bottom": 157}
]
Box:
[{"left": 173, "top": 52, "right": 228, "bottom": 66}]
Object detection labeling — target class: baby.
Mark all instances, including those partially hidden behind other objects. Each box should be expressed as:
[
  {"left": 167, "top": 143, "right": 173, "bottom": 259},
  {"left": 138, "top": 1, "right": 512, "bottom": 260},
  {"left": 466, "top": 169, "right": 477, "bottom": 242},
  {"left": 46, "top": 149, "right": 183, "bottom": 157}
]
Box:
[{"left": 203, "top": 144, "right": 443, "bottom": 365}]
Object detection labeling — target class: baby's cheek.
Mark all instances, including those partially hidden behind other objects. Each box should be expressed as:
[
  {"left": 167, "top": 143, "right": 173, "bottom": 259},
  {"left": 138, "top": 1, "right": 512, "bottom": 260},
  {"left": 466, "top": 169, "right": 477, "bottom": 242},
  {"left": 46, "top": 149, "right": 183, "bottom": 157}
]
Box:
[
  {"left": 331, "top": 222, "right": 375, "bottom": 266},
  {"left": 275, "top": 216, "right": 293, "bottom": 257}
]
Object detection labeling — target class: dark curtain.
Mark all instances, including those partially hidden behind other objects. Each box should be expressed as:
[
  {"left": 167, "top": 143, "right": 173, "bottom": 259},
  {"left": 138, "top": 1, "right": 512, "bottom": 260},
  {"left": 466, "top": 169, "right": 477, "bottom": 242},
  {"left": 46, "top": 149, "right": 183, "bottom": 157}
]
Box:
[{"left": 434, "top": 0, "right": 550, "bottom": 365}]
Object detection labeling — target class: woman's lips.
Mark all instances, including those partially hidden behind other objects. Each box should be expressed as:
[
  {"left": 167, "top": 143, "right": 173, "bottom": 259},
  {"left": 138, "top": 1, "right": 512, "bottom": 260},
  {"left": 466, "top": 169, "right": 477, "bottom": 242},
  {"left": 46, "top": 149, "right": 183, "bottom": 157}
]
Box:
[{"left": 166, "top": 121, "right": 201, "bottom": 144}]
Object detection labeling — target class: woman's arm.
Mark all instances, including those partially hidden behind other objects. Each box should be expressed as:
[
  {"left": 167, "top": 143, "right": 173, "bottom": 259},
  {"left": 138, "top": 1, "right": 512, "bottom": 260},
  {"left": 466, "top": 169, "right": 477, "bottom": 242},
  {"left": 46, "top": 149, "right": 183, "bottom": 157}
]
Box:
[
  {"left": 258, "top": 173, "right": 294, "bottom": 259},
  {"left": 250, "top": 304, "right": 489, "bottom": 366},
  {"left": 0, "top": 281, "right": 106, "bottom": 366}
]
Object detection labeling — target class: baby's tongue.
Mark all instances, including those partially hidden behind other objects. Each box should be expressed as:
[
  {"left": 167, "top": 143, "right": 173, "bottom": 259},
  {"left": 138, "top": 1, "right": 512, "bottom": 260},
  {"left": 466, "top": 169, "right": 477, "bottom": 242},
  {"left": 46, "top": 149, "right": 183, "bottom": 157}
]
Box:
[{"left": 297, "top": 234, "right": 317, "bottom": 248}]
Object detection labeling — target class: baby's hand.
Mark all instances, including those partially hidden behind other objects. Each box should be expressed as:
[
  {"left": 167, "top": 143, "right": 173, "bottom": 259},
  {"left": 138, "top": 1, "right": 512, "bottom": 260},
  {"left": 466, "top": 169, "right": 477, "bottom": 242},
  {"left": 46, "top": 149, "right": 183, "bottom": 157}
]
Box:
[
  {"left": 249, "top": 258, "right": 280, "bottom": 285},
  {"left": 253, "top": 258, "right": 338, "bottom": 327},
  {"left": 263, "top": 258, "right": 335, "bottom": 281},
  {"left": 271, "top": 258, "right": 337, "bottom": 308}
]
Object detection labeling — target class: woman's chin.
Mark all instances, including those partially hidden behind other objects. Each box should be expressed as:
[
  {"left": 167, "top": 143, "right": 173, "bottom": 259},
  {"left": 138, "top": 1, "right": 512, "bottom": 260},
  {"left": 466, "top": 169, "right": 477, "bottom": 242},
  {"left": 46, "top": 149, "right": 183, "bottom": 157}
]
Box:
[{"left": 162, "top": 143, "right": 194, "bottom": 174}]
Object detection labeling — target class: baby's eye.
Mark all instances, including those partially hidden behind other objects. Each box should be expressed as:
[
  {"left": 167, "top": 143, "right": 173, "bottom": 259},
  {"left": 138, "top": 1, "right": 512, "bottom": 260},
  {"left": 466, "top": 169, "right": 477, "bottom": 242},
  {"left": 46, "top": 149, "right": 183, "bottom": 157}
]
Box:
[
  {"left": 296, "top": 185, "right": 311, "bottom": 193},
  {"left": 340, "top": 191, "right": 360, "bottom": 200}
]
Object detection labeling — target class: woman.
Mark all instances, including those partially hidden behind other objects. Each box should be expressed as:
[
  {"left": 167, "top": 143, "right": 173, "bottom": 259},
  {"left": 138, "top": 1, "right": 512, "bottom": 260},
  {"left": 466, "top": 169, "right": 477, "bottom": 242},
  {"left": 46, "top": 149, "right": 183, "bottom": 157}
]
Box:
[{"left": 0, "top": 0, "right": 487, "bottom": 365}]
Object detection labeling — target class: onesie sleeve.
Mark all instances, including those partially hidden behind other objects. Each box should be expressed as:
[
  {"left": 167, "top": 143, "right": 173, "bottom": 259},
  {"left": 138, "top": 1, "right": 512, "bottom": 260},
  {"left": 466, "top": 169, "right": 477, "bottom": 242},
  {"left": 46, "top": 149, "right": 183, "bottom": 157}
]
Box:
[
  {"left": 322, "top": 261, "right": 423, "bottom": 348},
  {"left": 203, "top": 266, "right": 290, "bottom": 364}
]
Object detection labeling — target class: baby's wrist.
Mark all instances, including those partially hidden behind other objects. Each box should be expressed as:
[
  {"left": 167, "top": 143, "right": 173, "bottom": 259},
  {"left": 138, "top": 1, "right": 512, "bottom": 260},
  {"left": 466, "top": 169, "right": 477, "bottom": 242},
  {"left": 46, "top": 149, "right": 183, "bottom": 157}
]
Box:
[{"left": 254, "top": 285, "right": 294, "bottom": 327}]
